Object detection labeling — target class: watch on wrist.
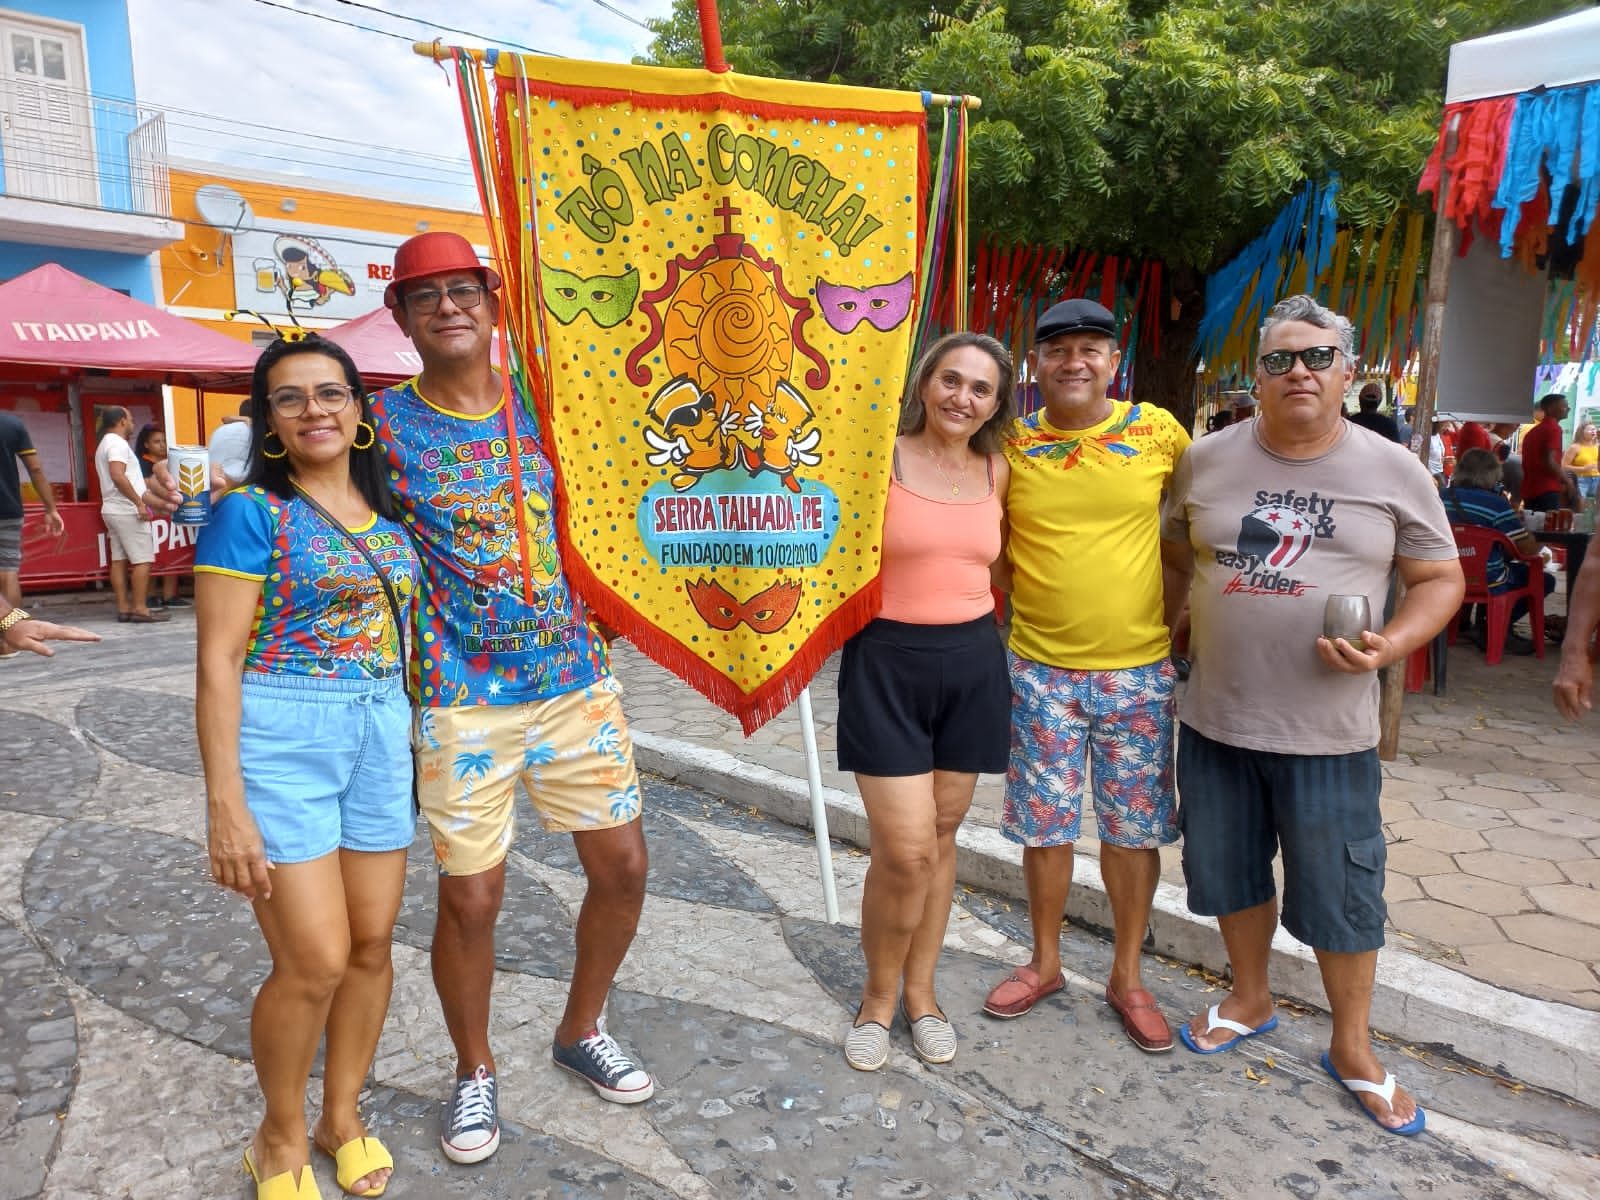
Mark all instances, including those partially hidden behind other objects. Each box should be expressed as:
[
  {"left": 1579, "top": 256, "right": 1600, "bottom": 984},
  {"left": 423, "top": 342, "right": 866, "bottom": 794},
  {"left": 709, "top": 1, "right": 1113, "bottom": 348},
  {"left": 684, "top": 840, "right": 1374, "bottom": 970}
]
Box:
[{"left": 0, "top": 607, "right": 32, "bottom": 639}]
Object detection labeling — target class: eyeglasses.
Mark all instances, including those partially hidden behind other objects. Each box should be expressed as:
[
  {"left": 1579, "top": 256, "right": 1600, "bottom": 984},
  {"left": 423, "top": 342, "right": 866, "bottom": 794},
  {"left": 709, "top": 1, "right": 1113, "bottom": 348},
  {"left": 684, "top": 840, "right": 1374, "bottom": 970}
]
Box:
[
  {"left": 267, "top": 383, "right": 355, "bottom": 418},
  {"left": 404, "top": 283, "right": 486, "bottom": 315},
  {"left": 1258, "top": 346, "right": 1342, "bottom": 375}
]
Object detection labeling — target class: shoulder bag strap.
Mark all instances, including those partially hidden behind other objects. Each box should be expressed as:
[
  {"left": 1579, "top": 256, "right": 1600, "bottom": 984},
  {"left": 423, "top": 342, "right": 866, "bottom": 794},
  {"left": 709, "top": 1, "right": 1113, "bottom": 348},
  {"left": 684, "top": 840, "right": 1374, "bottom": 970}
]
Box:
[{"left": 291, "top": 485, "right": 407, "bottom": 657}]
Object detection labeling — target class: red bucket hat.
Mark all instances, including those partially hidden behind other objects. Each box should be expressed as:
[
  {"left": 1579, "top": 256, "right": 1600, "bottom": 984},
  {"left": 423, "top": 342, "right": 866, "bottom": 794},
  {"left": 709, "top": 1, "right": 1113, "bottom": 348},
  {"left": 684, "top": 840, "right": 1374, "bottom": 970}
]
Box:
[{"left": 383, "top": 231, "right": 502, "bottom": 309}]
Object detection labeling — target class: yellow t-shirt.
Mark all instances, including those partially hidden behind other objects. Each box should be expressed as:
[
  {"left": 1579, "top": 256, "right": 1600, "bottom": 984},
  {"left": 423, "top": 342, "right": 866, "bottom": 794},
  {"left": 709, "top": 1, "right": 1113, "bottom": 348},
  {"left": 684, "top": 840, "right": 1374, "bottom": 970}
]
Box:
[
  {"left": 1004, "top": 400, "right": 1191, "bottom": 669},
  {"left": 1569, "top": 443, "right": 1599, "bottom": 475}
]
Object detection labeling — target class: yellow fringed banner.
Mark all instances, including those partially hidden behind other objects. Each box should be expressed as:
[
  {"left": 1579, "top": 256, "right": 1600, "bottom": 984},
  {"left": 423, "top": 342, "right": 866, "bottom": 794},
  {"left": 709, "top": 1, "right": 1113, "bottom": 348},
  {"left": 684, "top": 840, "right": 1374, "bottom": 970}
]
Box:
[{"left": 465, "top": 55, "right": 929, "bottom": 733}]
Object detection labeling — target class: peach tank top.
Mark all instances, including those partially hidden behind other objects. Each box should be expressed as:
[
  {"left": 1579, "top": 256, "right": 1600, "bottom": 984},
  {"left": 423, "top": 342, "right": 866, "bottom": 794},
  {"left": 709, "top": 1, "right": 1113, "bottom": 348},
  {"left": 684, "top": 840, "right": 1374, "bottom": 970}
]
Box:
[{"left": 878, "top": 455, "right": 1002, "bottom": 625}]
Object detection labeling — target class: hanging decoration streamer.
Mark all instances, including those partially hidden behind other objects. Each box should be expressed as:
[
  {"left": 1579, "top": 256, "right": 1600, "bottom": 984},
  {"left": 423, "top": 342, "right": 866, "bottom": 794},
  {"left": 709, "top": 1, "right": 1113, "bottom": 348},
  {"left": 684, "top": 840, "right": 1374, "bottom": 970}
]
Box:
[
  {"left": 450, "top": 52, "right": 941, "bottom": 733},
  {"left": 964, "top": 242, "right": 1161, "bottom": 400},
  {"left": 1420, "top": 81, "right": 1600, "bottom": 364}
]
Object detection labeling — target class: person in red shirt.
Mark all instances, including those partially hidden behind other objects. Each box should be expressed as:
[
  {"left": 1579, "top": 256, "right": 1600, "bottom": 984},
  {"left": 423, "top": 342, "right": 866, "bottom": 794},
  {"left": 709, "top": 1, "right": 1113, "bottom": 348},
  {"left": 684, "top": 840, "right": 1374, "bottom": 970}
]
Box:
[
  {"left": 1455, "top": 420, "right": 1493, "bottom": 455},
  {"left": 1521, "top": 393, "right": 1572, "bottom": 512}
]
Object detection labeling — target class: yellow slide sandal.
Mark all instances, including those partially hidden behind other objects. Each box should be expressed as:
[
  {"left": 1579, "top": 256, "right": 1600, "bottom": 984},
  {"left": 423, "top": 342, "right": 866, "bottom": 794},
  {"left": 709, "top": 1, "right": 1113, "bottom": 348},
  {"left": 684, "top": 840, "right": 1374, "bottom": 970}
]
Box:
[
  {"left": 243, "top": 1147, "right": 322, "bottom": 1199},
  {"left": 318, "top": 1136, "right": 394, "bottom": 1198}
]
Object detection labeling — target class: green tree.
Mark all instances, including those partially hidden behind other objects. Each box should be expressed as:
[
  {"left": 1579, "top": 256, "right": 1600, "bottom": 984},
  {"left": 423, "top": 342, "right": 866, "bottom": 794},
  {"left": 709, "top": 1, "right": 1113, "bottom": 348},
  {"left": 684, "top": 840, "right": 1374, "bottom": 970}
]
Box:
[{"left": 642, "top": 0, "right": 1588, "bottom": 416}]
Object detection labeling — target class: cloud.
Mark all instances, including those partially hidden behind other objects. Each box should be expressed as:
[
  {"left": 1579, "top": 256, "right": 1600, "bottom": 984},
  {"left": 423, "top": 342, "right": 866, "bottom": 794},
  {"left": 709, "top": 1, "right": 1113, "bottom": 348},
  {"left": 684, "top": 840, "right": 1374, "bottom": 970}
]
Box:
[{"left": 127, "top": 0, "right": 671, "bottom": 202}]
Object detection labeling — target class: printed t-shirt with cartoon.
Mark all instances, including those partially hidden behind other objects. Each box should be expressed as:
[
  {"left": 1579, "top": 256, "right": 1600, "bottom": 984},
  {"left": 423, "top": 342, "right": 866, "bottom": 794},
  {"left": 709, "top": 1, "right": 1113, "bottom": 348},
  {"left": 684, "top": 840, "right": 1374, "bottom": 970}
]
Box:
[
  {"left": 369, "top": 379, "right": 609, "bottom": 708},
  {"left": 194, "top": 486, "right": 420, "bottom": 679},
  {"left": 1003, "top": 400, "right": 1191, "bottom": 670},
  {"left": 1161, "top": 421, "right": 1456, "bottom": 755}
]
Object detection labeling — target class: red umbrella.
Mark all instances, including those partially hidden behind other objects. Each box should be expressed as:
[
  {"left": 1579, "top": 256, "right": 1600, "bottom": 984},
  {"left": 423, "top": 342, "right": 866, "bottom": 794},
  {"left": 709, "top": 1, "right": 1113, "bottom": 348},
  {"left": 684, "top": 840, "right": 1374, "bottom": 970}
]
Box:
[{"left": 0, "top": 263, "right": 258, "bottom": 381}]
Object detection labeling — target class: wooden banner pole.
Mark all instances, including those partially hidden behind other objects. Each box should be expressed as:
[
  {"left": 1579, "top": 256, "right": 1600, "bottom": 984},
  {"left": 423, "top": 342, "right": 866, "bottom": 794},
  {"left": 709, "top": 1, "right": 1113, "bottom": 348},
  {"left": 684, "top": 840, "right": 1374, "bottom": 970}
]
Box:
[{"left": 1378, "top": 118, "right": 1460, "bottom": 761}]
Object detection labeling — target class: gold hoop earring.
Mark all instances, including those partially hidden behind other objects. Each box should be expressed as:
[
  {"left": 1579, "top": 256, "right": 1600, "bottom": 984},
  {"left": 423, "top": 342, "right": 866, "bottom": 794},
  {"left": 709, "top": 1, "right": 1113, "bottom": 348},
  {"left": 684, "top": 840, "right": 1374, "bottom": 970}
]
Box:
[
  {"left": 262, "top": 431, "right": 288, "bottom": 460},
  {"left": 352, "top": 421, "right": 376, "bottom": 451}
]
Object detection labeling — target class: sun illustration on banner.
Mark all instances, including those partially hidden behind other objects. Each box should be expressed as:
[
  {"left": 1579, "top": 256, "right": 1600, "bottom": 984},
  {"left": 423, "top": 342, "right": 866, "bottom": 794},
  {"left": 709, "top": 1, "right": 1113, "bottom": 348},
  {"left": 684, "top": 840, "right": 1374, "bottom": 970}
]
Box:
[{"left": 631, "top": 201, "right": 829, "bottom": 495}]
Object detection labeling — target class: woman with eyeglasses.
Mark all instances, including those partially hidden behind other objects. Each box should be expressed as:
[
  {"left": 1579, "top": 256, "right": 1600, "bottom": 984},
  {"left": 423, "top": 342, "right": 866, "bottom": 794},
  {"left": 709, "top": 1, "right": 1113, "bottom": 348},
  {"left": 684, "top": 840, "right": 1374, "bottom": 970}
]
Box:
[{"left": 195, "top": 334, "right": 420, "bottom": 1199}]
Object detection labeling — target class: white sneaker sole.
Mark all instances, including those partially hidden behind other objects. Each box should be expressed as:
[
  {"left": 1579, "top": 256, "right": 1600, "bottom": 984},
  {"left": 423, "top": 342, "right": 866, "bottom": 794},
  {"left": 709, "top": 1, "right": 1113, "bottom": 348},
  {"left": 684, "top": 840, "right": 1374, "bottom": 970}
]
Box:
[
  {"left": 553, "top": 1058, "right": 656, "bottom": 1104},
  {"left": 441, "top": 1126, "right": 500, "bottom": 1164}
]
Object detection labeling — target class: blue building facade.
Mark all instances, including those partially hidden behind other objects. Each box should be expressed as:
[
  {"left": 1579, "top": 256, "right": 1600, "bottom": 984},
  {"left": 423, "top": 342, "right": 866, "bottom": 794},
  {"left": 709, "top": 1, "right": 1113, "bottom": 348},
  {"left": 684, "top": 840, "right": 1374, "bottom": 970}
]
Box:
[{"left": 0, "top": 0, "right": 175, "bottom": 301}]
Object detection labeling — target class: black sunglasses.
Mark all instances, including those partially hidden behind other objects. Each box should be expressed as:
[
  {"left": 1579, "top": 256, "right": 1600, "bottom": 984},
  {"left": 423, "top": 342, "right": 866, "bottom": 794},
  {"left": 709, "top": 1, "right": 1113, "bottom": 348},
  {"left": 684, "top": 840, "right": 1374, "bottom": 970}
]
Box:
[{"left": 1258, "top": 346, "right": 1342, "bottom": 375}]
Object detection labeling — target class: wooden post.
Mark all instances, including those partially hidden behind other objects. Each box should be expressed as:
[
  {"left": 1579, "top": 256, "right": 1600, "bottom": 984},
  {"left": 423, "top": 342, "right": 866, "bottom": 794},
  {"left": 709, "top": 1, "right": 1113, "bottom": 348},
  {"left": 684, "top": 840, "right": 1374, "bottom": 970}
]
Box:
[{"left": 1378, "top": 119, "right": 1460, "bottom": 760}]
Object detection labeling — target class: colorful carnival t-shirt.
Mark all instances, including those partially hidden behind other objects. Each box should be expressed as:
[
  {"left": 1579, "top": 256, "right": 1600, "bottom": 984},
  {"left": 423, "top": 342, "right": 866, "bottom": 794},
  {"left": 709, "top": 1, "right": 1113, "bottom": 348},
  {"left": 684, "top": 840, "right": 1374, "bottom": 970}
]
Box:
[
  {"left": 369, "top": 378, "right": 609, "bottom": 707},
  {"left": 1003, "top": 400, "right": 1190, "bottom": 670},
  {"left": 195, "top": 486, "right": 420, "bottom": 680}
]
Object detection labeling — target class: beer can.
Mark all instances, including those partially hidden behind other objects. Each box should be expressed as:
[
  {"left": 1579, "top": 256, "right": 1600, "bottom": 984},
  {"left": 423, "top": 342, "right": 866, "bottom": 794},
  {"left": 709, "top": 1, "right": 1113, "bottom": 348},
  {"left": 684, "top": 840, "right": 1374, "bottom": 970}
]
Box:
[{"left": 168, "top": 444, "right": 211, "bottom": 525}]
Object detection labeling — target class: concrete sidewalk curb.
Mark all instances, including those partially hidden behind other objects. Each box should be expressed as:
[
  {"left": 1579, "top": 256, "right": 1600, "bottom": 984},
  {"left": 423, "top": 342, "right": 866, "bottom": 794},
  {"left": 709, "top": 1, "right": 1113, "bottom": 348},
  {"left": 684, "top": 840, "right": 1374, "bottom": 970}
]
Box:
[{"left": 634, "top": 730, "right": 1600, "bottom": 1109}]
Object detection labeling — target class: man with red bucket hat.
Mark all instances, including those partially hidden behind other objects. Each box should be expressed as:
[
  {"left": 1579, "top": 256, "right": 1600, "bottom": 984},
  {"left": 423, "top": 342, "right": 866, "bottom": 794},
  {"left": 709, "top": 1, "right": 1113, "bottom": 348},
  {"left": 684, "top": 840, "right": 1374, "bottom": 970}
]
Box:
[{"left": 372, "top": 231, "right": 652, "bottom": 1165}]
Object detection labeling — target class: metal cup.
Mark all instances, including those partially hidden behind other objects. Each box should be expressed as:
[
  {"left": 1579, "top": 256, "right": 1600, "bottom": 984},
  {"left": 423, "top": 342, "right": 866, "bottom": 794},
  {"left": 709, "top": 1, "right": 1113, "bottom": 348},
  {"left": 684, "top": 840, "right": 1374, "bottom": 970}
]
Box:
[{"left": 1324, "top": 594, "right": 1371, "bottom": 648}]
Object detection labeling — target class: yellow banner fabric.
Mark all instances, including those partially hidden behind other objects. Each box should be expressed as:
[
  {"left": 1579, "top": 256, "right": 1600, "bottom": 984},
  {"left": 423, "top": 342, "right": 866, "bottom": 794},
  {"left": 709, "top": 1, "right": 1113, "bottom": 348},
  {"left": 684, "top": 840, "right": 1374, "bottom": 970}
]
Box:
[{"left": 486, "top": 58, "right": 927, "bottom": 732}]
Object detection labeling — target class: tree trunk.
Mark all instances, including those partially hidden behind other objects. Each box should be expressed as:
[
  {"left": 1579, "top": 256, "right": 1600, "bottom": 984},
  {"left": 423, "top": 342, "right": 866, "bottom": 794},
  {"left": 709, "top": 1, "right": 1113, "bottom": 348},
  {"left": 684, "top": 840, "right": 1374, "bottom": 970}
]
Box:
[{"left": 1132, "top": 264, "right": 1205, "bottom": 431}]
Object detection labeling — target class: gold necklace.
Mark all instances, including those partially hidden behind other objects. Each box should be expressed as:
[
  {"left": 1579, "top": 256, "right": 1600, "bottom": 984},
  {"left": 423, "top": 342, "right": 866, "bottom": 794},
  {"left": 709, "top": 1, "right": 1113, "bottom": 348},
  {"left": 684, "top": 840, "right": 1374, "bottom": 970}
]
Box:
[{"left": 924, "top": 444, "right": 969, "bottom": 496}]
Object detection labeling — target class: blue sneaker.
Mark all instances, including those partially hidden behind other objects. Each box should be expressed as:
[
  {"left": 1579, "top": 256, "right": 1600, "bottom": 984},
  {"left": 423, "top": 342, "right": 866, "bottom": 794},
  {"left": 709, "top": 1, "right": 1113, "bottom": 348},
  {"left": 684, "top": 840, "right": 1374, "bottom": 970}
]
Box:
[
  {"left": 441, "top": 1064, "right": 499, "bottom": 1164},
  {"left": 551, "top": 1021, "right": 654, "bottom": 1103}
]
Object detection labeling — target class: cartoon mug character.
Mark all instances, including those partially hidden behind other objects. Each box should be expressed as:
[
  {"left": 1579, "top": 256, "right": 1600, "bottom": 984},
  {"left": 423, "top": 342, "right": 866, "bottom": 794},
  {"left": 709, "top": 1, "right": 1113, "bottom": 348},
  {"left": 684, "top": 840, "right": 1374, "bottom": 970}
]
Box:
[
  {"left": 642, "top": 376, "right": 741, "bottom": 491},
  {"left": 736, "top": 381, "right": 821, "bottom": 493}
]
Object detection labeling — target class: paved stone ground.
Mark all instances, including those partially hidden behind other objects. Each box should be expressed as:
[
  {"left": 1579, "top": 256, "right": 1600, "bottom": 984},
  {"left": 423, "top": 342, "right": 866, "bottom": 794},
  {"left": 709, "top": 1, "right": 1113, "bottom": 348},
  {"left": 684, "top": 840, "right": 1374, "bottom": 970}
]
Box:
[
  {"left": 613, "top": 617, "right": 1600, "bottom": 1015},
  {"left": 0, "top": 604, "right": 1598, "bottom": 1197}
]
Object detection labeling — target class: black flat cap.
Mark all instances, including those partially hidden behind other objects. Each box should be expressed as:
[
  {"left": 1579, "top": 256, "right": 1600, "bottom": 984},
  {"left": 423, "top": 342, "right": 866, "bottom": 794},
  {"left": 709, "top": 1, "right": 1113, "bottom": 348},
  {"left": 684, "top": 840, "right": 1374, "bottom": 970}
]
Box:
[{"left": 1036, "top": 298, "right": 1117, "bottom": 343}]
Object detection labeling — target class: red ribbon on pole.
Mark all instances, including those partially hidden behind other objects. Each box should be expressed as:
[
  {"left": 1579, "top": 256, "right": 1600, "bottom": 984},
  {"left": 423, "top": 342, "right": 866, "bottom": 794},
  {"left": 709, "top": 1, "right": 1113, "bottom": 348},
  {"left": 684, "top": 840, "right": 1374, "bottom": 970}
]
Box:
[{"left": 697, "top": 0, "right": 730, "bottom": 73}]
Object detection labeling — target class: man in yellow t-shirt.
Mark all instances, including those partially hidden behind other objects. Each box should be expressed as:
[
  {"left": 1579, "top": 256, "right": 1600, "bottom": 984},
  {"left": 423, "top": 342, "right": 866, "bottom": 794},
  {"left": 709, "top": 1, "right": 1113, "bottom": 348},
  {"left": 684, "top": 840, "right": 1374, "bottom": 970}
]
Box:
[{"left": 982, "top": 298, "right": 1192, "bottom": 1053}]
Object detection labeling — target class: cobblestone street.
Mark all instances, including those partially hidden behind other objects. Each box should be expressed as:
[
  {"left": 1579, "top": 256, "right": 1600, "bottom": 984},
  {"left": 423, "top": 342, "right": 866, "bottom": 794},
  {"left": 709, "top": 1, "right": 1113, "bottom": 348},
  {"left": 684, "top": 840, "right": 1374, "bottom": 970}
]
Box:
[{"left": 0, "top": 605, "right": 1597, "bottom": 1198}]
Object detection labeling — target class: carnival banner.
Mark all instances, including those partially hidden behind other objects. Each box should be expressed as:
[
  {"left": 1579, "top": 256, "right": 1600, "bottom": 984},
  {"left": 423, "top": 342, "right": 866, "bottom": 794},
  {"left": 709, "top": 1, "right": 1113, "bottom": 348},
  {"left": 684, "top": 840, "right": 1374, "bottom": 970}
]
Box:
[{"left": 463, "top": 57, "right": 928, "bottom": 732}]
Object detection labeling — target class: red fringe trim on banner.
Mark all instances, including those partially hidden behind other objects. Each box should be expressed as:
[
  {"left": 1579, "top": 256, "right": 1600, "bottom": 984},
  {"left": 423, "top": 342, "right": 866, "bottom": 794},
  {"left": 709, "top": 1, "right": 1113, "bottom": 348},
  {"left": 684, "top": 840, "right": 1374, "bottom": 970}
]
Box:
[
  {"left": 569, "top": 546, "right": 884, "bottom": 736},
  {"left": 495, "top": 74, "right": 928, "bottom": 128}
]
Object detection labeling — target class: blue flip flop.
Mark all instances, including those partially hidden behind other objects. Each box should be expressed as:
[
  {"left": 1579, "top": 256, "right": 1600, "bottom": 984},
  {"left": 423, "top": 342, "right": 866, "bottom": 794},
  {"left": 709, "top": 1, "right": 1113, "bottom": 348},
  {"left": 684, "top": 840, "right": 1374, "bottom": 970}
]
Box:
[
  {"left": 1178, "top": 1004, "right": 1278, "bottom": 1054},
  {"left": 1321, "top": 1052, "right": 1427, "bottom": 1136}
]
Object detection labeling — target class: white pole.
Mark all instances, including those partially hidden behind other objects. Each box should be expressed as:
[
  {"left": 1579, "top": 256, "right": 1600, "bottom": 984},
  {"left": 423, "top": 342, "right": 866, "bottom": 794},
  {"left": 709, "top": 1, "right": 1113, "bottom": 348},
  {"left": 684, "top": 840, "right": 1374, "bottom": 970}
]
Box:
[{"left": 797, "top": 686, "right": 840, "bottom": 923}]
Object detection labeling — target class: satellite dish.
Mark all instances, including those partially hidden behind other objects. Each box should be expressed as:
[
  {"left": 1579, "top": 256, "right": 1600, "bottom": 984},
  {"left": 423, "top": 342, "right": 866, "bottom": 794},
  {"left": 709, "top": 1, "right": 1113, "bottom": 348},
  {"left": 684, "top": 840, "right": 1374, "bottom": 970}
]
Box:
[{"left": 193, "top": 184, "right": 255, "bottom": 234}]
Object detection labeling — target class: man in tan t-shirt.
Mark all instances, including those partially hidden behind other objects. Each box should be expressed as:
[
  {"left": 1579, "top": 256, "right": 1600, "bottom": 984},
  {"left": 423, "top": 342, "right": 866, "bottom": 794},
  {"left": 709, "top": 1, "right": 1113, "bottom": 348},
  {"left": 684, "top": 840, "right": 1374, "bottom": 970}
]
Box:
[{"left": 1161, "top": 294, "right": 1462, "bottom": 1136}]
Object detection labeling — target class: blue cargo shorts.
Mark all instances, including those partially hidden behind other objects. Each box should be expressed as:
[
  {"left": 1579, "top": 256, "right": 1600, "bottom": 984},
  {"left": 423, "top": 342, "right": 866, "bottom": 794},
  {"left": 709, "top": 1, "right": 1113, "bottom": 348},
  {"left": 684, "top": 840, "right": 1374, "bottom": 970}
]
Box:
[{"left": 1177, "top": 723, "right": 1387, "bottom": 954}]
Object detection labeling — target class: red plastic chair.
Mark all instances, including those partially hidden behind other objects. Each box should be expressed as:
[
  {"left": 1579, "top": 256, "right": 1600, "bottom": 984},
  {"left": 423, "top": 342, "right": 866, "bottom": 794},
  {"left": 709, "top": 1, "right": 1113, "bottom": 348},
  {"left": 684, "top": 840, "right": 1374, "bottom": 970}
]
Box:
[{"left": 1448, "top": 524, "right": 1545, "bottom": 665}]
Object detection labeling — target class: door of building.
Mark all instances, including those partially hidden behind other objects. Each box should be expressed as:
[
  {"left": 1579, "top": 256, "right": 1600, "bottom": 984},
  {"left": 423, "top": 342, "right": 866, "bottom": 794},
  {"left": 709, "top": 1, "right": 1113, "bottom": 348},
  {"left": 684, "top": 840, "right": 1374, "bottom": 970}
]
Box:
[{"left": 0, "top": 16, "right": 94, "bottom": 206}]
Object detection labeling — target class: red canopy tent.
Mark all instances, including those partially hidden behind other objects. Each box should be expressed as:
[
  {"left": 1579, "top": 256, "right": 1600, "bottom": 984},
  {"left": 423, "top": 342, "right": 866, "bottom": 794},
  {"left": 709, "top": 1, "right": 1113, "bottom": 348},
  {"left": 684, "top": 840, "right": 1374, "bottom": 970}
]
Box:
[
  {"left": 0, "top": 263, "right": 259, "bottom": 380},
  {"left": 322, "top": 305, "right": 502, "bottom": 388},
  {"left": 0, "top": 263, "right": 261, "bottom": 589}
]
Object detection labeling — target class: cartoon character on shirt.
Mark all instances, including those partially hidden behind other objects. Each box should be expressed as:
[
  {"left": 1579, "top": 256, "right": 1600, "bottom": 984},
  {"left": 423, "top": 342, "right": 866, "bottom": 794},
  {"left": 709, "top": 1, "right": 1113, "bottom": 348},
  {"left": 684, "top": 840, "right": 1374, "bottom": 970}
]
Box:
[{"left": 310, "top": 573, "right": 399, "bottom": 671}]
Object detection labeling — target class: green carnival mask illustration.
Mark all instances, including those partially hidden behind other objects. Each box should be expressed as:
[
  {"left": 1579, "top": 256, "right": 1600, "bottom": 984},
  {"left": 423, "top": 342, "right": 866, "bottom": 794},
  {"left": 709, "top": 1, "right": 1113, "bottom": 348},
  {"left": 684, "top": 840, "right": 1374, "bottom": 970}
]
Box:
[{"left": 540, "top": 263, "right": 640, "bottom": 327}]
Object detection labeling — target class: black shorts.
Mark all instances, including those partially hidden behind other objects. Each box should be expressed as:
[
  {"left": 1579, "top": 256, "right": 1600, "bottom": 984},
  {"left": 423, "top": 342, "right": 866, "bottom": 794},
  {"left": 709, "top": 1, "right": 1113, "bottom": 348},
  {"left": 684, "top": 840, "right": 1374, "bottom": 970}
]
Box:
[{"left": 835, "top": 616, "right": 1009, "bottom": 776}]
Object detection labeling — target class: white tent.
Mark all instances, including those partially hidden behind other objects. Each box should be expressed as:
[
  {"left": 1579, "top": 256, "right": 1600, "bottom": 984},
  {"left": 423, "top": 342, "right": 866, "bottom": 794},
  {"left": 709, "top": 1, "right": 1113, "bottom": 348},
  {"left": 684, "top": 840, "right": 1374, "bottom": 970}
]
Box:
[{"left": 1432, "top": 10, "right": 1600, "bottom": 425}]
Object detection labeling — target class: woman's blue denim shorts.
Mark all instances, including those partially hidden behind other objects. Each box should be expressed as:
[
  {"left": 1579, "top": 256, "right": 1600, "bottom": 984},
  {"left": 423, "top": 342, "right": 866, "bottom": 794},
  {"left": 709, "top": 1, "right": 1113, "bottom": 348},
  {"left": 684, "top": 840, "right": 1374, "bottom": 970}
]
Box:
[{"left": 238, "top": 672, "right": 415, "bottom": 864}]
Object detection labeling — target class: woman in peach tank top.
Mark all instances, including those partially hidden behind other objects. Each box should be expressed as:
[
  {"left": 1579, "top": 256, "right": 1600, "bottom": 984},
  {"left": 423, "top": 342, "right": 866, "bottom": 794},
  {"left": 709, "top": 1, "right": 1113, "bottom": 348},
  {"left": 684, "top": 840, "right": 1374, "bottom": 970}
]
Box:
[{"left": 836, "top": 332, "right": 1015, "bottom": 1071}]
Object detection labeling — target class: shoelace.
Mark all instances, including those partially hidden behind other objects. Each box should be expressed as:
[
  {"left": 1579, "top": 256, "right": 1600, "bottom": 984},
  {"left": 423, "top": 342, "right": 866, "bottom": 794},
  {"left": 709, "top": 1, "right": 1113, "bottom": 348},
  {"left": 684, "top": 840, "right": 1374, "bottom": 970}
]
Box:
[
  {"left": 577, "top": 1030, "right": 633, "bottom": 1078},
  {"left": 452, "top": 1066, "right": 495, "bottom": 1128}
]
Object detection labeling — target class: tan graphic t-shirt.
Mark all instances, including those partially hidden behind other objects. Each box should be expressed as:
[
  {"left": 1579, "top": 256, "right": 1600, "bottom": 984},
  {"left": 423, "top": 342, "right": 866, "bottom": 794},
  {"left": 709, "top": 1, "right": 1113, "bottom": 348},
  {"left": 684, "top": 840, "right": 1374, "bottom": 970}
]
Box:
[{"left": 1161, "top": 421, "right": 1457, "bottom": 755}]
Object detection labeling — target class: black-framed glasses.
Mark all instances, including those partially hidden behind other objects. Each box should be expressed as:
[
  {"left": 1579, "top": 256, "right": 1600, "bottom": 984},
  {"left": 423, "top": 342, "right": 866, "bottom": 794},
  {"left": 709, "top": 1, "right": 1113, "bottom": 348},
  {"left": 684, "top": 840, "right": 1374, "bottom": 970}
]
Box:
[
  {"left": 404, "top": 284, "right": 486, "bottom": 315},
  {"left": 1258, "top": 346, "right": 1342, "bottom": 375},
  {"left": 268, "top": 383, "right": 355, "bottom": 418}
]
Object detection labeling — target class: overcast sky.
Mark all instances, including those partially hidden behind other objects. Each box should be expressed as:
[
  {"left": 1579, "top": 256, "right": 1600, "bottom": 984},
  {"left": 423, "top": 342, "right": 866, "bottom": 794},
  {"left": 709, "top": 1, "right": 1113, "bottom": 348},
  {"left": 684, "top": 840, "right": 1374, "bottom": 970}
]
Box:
[{"left": 126, "top": 0, "right": 675, "bottom": 208}]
